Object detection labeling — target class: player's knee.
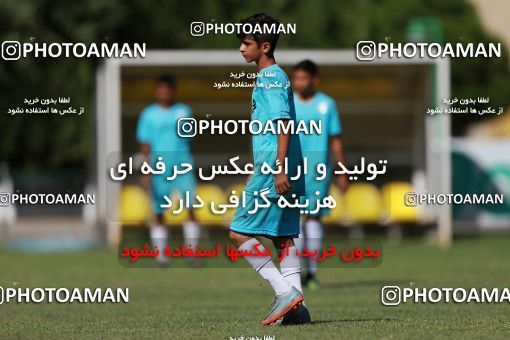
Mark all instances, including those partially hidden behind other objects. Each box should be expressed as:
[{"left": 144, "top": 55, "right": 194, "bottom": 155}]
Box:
[
  {"left": 188, "top": 209, "right": 196, "bottom": 221},
  {"left": 229, "top": 230, "right": 249, "bottom": 247},
  {"left": 155, "top": 214, "right": 164, "bottom": 224}
]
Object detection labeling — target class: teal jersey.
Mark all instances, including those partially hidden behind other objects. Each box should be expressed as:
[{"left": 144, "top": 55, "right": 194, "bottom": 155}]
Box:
[
  {"left": 294, "top": 92, "right": 342, "bottom": 196},
  {"left": 136, "top": 103, "right": 193, "bottom": 164},
  {"left": 244, "top": 64, "right": 305, "bottom": 198}
]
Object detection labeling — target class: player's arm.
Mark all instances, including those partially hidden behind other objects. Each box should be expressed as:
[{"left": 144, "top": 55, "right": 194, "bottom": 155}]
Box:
[
  {"left": 330, "top": 135, "right": 349, "bottom": 194},
  {"left": 140, "top": 142, "right": 151, "bottom": 162},
  {"left": 275, "top": 120, "right": 292, "bottom": 195},
  {"left": 138, "top": 143, "right": 151, "bottom": 189},
  {"left": 263, "top": 74, "right": 292, "bottom": 195},
  {"left": 245, "top": 173, "right": 252, "bottom": 185},
  {"left": 327, "top": 98, "right": 348, "bottom": 194},
  {"left": 136, "top": 109, "right": 152, "bottom": 189}
]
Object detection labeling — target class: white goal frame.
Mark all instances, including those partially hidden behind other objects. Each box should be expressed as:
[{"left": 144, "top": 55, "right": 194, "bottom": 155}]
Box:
[{"left": 95, "top": 50, "right": 452, "bottom": 247}]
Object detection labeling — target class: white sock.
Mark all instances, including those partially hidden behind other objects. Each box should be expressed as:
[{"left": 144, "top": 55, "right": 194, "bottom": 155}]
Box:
[
  {"left": 292, "top": 220, "right": 306, "bottom": 296},
  {"left": 183, "top": 220, "right": 200, "bottom": 249},
  {"left": 305, "top": 219, "right": 323, "bottom": 275},
  {"left": 239, "top": 238, "right": 292, "bottom": 296},
  {"left": 294, "top": 219, "right": 305, "bottom": 253},
  {"left": 150, "top": 224, "right": 168, "bottom": 263},
  {"left": 280, "top": 245, "right": 303, "bottom": 295}
]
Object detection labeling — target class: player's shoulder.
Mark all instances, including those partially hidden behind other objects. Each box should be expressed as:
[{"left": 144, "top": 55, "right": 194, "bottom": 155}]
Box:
[
  {"left": 315, "top": 92, "right": 338, "bottom": 114},
  {"left": 171, "top": 102, "right": 192, "bottom": 116},
  {"left": 172, "top": 102, "right": 190, "bottom": 110},
  {"left": 259, "top": 64, "right": 288, "bottom": 83},
  {"left": 140, "top": 103, "right": 159, "bottom": 117},
  {"left": 272, "top": 64, "right": 289, "bottom": 81},
  {"left": 315, "top": 92, "right": 336, "bottom": 104}
]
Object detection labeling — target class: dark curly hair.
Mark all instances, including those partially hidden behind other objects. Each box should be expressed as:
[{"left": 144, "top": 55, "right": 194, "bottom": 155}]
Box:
[{"left": 237, "top": 13, "right": 280, "bottom": 58}]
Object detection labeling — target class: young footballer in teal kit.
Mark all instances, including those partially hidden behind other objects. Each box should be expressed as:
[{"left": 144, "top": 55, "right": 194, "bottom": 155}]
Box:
[
  {"left": 228, "top": 13, "right": 310, "bottom": 325},
  {"left": 137, "top": 75, "right": 201, "bottom": 266},
  {"left": 292, "top": 60, "right": 349, "bottom": 288}
]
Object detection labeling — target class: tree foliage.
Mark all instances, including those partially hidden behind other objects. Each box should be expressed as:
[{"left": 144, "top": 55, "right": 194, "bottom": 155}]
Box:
[{"left": 0, "top": 0, "right": 508, "bottom": 171}]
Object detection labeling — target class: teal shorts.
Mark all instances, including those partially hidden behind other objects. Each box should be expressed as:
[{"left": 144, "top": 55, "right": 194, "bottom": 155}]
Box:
[{"left": 230, "top": 194, "right": 300, "bottom": 238}]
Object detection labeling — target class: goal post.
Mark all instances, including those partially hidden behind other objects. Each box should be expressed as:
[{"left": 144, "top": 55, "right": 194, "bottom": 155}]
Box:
[{"left": 95, "top": 49, "right": 451, "bottom": 247}]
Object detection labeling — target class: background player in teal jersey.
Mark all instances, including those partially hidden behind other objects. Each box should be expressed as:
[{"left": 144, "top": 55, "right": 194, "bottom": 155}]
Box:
[
  {"left": 292, "top": 60, "right": 349, "bottom": 289},
  {"left": 228, "top": 13, "right": 310, "bottom": 326},
  {"left": 137, "top": 74, "right": 201, "bottom": 266}
]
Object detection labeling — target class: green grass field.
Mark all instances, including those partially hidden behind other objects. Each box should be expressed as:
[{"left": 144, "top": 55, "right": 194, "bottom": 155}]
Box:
[{"left": 1, "top": 235, "right": 510, "bottom": 339}]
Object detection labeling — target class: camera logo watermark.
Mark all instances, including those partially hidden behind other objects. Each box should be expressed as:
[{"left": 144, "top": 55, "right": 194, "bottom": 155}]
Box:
[
  {"left": 356, "top": 41, "right": 501, "bottom": 61},
  {"left": 1, "top": 42, "right": 146, "bottom": 60},
  {"left": 2, "top": 41, "right": 21, "bottom": 60},
  {"left": 190, "top": 21, "right": 296, "bottom": 37},
  {"left": 177, "top": 118, "right": 198, "bottom": 137},
  {"left": 0, "top": 193, "right": 10, "bottom": 206},
  {"left": 381, "top": 286, "right": 402, "bottom": 306},
  {"left": 356, "top": 41, "right": 377, "bottom": 61},
  {"left": 190, "top": 22, "right": 206, "bottom": 37},
  {"left": 404, "top": 192, "right": 418, "bottom": 207},
  {"left": 177, "top": 118, "right": 322, "bottom": 138},
  {"left": 404, "top": 192, "right": 504, "bottom": 206},
  {"left": 381, "top": 286, "right": 510, "bottom": 305}
]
